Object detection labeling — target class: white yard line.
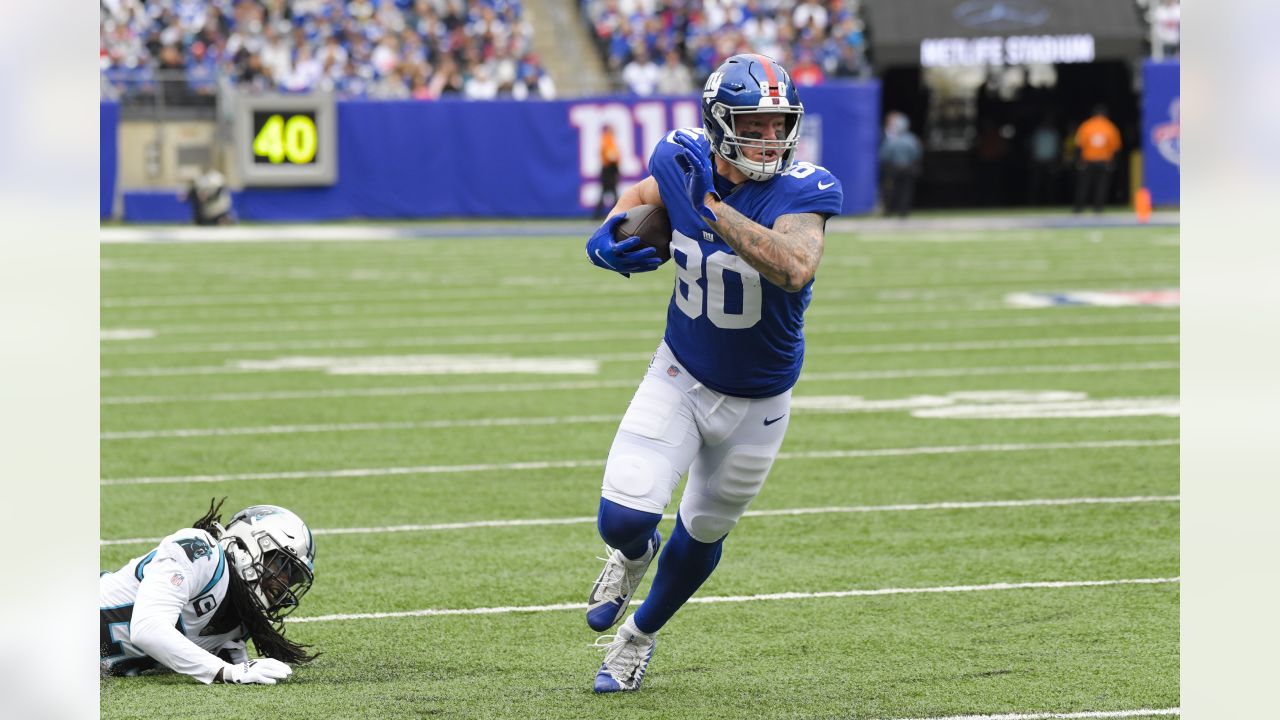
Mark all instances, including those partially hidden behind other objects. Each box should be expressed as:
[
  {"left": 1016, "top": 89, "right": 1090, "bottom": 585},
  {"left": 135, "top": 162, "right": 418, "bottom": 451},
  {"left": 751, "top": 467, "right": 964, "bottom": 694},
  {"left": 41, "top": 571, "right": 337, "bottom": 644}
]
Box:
[
  {"left": 99, "top": 329, "right": 662, "bottom": 356},
  {"left": 101, "top": 329, "right": 156, "bottom": 341},
  {"left": 98, "top": 495, "right": 1178, "bottom": 546},
  {"left": 101, "top": 414, "right": 619, "bottom": 440},
  {"left": 287, "top": 577, "right": 1179, "bottom": 623},
  {"left": 102, "top": 285, "right": 654, "bottom": 309},
  {"left": 102, "top": 393, "right": 1178, "bottom": 438},
  {"left": 101, "top": 361, "right": 1180, "bottom": 403},
  {"left": 100, "top": 336, "right": 1179, "bottom": 378},
  {"left": 99, "top": 438, "right": 1178, "bottom": 486},
  {"left": 95, "top": 308, "right": 1176, "bottom": 338},
  {"left": 888, "top": 708, "right": 1179, "bottom": 720},
  {"left": 98, "top": 328, "right": 1181, "bottom": 358},
  {"left": 99, "top": 309, "right": 1178, "bottom": 352}
]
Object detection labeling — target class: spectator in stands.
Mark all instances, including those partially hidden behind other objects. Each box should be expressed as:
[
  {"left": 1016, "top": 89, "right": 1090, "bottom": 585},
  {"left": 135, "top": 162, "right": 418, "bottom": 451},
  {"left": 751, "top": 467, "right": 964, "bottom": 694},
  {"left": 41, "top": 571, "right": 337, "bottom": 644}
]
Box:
[
  {"left": 283, "top": 44, "right": 324, "bottom": 92},
  {"left": 879, "top": 111, "right": 923, "bottom": 218},
  {"left": 789, "top": 49, "right": 825, "bottom": 86},
  {"left": 102, "top": 0, "right": 546, "bottom": 102},
  {"left": 370, "top": 67, "right": 411, "bottom": 99},
  {"left": 410, "top": 69, "right": 434, "bottom": 100},
  {"left": 513, "top": 64, "right": 557, "bottom": 100},
  {"left": 656, "top": 48, "right": 693, "bottom": 95},
  {"left": 464, "top": 65, "right": 501, "bottom": 100},
  {"left": 186, "top": 41, "right": 219, "bottom": 96},
  {"left": 1151, "top": 0, "right": 1180, "bottom": 58},
  {"left": 157, "top": 44, "right": 191, "bottom": 106},
  {"left": 579, "top": 0, "right": 871, "bottom": 94},
  {"left": 260, "top": 26, "right": 293, "bottom": 84},
  {"left": 1072, "top": 105, "right": 1122, "bottom": 214},
  {"left": 430, "top": 58, "right": 467, "bottom": 97},
  {"left": 622, "top": 47, "right": 662, "bottom": 96},
  {"left": 792, "top": 0, "right": 829, "bottom": 35}
]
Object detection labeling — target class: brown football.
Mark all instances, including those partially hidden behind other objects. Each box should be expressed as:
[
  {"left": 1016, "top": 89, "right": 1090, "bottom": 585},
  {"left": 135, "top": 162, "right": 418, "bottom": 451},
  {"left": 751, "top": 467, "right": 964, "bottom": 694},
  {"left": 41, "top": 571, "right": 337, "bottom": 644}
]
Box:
[{"left": 613, "top": 204, "right": 672, "bottom": 262}]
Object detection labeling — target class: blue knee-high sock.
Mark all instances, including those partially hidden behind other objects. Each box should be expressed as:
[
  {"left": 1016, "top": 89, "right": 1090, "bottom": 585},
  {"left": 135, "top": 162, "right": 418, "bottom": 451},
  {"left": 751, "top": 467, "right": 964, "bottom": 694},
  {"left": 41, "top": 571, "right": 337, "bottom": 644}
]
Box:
[
  {"left": 632, "top": 513, "right": 724, "bottom": 635},
  {"left": 597, "top": 498, "right": 661, "bottom": 560}
]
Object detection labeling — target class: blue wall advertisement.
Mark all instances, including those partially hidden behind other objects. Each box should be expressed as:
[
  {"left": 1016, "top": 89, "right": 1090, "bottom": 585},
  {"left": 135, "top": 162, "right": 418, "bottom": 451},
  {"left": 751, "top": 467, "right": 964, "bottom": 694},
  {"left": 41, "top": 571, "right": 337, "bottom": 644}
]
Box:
[
  {"left": 104, "top": 82, "right": 880, "bottom": 222},
  {"left": 1142, "top": 60, "right": 1179, "bottom": 206}
]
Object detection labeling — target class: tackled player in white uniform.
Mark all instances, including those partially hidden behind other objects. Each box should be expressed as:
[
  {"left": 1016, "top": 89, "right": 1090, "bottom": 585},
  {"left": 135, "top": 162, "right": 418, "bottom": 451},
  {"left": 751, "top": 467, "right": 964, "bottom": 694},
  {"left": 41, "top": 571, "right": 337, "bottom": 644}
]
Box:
[{"left": 99, "top": 501, "right": 317, "bottom": 684}]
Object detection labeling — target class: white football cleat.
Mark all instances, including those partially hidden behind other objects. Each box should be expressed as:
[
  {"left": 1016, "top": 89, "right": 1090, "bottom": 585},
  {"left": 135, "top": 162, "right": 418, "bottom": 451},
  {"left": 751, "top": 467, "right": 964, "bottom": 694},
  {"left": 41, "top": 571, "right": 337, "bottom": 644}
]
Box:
[
  {"left": 592, "top": 617, "right": 657, "bottom": 693},
  {"left": 586, "top": 531, "right": 660, "bottom": 632}
]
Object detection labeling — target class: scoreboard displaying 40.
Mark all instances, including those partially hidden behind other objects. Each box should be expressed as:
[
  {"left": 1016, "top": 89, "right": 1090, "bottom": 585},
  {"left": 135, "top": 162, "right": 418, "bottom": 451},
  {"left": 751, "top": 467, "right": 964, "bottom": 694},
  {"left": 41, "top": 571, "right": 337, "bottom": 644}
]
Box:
[{"left": 232, "top": 91, "right": 337, "bottom": 186}]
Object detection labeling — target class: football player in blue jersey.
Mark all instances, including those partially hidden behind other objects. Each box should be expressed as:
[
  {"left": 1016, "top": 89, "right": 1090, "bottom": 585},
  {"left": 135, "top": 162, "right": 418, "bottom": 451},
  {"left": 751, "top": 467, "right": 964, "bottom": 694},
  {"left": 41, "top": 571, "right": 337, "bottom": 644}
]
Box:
[
  {"left": 99, "top": 499, "right": 317, "bottom": 684},
  {"left": 583, "top": 54, "right": 843, "bottom": 692}
]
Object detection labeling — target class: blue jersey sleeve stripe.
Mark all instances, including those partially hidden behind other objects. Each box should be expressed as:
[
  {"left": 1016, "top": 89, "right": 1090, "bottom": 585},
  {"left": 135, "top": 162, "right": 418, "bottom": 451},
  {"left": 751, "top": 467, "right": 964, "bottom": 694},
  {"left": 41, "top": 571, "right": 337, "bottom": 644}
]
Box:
[{"left": 198, "top": 545, "right": 226, "bottom": 596}]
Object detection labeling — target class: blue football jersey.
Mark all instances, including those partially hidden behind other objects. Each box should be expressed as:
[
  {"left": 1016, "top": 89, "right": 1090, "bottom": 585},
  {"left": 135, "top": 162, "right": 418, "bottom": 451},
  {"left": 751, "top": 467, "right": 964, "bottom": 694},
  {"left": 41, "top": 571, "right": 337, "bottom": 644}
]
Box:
[{"left": 648, "top": 128, "right": 843, "bottom": 398}]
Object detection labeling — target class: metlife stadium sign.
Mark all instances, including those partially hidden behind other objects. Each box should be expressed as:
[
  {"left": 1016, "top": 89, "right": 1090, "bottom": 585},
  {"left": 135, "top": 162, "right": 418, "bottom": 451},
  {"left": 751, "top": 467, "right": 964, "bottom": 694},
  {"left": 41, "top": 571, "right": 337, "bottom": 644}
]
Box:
[
  {"left": 921, "top": 34, "right": 1096, "bottom": 67},
  {"left": 862, "top": 0, "right": 1143, "bottom": 67}
]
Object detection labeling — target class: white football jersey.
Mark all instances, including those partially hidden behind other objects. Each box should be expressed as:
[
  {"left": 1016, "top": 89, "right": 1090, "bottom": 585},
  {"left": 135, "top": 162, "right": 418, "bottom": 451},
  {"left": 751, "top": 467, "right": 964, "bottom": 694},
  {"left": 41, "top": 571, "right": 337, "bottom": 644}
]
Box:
[{"left": 99, "top": 527, "right": 247, "bottom": 683}]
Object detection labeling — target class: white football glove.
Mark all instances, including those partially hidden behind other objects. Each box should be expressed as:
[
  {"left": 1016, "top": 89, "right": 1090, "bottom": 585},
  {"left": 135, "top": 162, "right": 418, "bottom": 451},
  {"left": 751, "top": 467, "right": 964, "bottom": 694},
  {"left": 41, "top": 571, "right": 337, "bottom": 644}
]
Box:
[{"left": 220, "top": 658, "right": 293, "bottom": 685}]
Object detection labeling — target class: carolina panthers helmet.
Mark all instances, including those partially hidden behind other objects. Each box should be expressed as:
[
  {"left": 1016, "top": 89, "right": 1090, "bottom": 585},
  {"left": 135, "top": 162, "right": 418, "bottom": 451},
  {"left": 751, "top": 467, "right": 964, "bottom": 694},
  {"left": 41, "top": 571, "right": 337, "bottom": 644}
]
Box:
[
  {"left": 700, "top": 54, "right": 804, "bottom": 181},
  {"left": 220, "top": 505, "right": 315, "bottom": 624}
]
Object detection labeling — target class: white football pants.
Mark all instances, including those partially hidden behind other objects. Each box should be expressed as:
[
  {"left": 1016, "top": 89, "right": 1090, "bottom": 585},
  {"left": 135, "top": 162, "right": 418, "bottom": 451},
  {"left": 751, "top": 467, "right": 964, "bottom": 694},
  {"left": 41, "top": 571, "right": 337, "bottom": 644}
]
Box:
[{"left": 601, "top": 341, "right": 792, "bottom": 543}]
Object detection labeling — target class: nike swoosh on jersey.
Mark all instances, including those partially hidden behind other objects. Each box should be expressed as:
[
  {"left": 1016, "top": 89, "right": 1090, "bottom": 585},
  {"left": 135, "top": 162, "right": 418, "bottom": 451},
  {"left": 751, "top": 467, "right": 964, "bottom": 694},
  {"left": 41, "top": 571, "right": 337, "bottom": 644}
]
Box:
[
  {"left": 763, "top": 415, "right": 786, "bottom": 426},
  {"left": 817, "top": 181, "right": 835, "bottom": 190}
]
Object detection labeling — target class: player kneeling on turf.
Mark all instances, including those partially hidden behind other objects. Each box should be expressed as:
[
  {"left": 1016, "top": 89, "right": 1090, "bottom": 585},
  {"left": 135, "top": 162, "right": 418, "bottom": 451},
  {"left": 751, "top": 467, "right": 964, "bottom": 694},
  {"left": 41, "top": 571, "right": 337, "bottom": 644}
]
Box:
[{"left": 100, "top": 499, "right": 318, "bottom": 684}]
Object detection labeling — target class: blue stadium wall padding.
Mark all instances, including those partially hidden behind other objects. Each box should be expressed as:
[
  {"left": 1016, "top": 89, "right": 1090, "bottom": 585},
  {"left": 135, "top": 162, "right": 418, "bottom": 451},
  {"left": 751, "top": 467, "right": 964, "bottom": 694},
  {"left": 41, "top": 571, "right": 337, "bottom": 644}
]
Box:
[
  {"left": 1141, "top": 60, "right": 1180, "bottom": 206},
  {"left": 101, "top": 102, "right": 119, "bottom": 219},
  {"left": 115, "top": 83, "right": 879, "bottom": 222},
  {"left": 123, "top": 190, "right": 194, "bottom": 223}
]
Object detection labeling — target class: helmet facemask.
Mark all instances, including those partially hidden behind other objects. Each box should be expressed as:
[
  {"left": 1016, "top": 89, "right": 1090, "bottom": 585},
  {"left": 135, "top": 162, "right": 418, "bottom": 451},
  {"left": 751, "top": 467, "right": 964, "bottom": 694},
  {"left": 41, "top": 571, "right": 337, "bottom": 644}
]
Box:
[
  {"left": 709, "top": 103, "right": 804, "bottom": 181},
  {"left": 221, "top": 506, "right": 315, "bottom": 627}
]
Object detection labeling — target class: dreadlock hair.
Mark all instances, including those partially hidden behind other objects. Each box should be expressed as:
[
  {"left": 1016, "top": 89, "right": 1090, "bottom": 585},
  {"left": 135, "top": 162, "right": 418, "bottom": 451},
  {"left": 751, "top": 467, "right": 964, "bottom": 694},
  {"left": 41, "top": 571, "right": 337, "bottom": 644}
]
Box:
[
  {"left": 224, "top": 568, "right": 318, "bottom": 664},
  {"left": 191, "top": 497, "right": 226, "bottom": 535},
  {"left": 190, "top": 497, "right": 318, "bottom": 665}
]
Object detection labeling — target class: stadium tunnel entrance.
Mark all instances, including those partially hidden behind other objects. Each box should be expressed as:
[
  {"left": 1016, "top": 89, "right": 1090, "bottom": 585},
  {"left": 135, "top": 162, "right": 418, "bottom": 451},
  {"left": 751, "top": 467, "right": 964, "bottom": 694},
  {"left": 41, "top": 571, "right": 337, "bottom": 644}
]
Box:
[
  {"left": 879, "top": 60, "right": 1142, "bottom": 209},
  {"left": 861, "top": 0, "right": 1149, "bottom": 210}
]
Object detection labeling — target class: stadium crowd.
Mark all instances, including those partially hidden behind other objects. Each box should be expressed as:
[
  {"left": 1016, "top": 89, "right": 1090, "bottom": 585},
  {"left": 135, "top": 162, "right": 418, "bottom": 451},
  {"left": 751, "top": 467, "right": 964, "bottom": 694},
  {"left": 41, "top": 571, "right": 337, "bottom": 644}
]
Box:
[
  {"left": 1142, "top": 0, "right": 1180, "bottom": 58},
  {"left": 580, "top": 0, "right": 871, "bottom": 96},
  {"left": 99, "top": 0, "right": 557, "bottom": 102}
]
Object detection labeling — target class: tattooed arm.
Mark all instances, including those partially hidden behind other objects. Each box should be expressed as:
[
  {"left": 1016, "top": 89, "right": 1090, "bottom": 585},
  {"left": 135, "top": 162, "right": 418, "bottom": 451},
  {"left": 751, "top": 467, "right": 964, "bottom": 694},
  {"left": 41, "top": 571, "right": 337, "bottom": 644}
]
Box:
[{"left": 703, "top": 202, "right": 827, "bottom": 292}]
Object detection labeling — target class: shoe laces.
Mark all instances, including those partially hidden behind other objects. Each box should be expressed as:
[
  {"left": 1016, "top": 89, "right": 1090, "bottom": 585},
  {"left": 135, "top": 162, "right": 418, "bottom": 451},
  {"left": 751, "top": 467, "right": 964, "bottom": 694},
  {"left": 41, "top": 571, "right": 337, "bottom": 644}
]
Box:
[
  {"left": 592, "top": 629, "right": 651, "bottom": 678},
  {"left": 593, "top": 547, "right": 630, "bottom": 597}
]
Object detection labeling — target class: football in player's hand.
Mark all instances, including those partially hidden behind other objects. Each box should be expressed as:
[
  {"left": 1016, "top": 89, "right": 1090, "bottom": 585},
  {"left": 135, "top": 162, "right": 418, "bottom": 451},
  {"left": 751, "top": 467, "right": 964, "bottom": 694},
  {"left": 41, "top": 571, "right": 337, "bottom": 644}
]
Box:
[{"left": 614, "top": 204, "right": 672, "bottom": 262}]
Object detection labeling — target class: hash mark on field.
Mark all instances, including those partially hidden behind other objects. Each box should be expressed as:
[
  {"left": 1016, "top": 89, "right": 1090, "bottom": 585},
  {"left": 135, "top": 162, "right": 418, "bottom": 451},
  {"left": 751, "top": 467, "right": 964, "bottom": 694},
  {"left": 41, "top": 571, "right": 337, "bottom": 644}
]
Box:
[
  {"left": 287, "top": 577, "right": 1179, "bottom": 623},
  {"left": 97, "top": 495, "right": 1178, "bottom": 545},
  {"left": 98, "top": 439, "right": 1178, "bottom": 486},
  {"left": 889, "top": 708, "right": 1179, "bottom": 720},
  {"left": 100, "top": 362, "right": 1178, "bottom": 403}
]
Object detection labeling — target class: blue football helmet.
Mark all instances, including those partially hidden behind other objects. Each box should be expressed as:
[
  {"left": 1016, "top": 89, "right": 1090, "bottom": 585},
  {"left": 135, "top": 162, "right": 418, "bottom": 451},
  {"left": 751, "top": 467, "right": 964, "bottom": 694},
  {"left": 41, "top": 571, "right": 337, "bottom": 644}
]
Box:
[{"left": 700, "top": 54, "right": 804, "bottom": 181}]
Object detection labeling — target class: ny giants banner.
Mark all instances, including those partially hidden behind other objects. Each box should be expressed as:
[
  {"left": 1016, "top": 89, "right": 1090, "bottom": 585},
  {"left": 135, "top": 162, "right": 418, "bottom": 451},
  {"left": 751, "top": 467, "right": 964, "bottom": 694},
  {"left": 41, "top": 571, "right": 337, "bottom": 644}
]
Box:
[
  {"left": 1141, "top": 60, "right": 1179, "bottom": 206},
  {"left": 117, "top": 83, "right": 879, "bottom": 222}
]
